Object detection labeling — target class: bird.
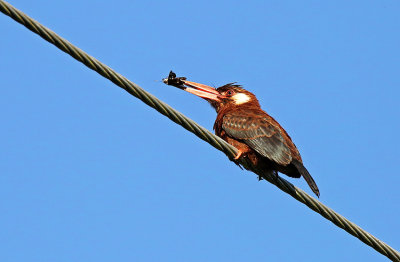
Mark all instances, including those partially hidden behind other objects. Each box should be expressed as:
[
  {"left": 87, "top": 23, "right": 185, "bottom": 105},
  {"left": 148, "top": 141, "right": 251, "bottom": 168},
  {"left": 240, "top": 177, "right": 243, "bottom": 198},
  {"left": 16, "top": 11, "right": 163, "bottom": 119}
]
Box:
[{"left": 163, "top": 71, "right": 320, "bottom": 197}]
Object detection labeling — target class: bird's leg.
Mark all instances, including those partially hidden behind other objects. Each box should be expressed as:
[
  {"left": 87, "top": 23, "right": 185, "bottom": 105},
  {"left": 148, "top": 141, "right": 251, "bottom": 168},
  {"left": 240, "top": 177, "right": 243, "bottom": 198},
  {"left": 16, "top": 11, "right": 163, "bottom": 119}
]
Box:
[{"left": 225, "top": 140, "right": 252, "bottom": 169}]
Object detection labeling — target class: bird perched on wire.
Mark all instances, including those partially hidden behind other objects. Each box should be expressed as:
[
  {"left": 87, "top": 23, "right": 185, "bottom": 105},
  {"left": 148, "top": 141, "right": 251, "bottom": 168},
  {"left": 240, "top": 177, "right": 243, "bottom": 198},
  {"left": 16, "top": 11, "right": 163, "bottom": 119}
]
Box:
[{"left": 163, "top": 71, "right": 320, "bottom": 197}]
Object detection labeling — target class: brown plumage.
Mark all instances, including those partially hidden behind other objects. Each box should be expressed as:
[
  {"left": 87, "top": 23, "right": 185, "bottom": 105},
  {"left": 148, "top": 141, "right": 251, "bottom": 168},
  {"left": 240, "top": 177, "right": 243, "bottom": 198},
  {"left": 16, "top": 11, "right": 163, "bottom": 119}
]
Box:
[{"left": 163, "top": 72, "right": 320, "bottom": 197}]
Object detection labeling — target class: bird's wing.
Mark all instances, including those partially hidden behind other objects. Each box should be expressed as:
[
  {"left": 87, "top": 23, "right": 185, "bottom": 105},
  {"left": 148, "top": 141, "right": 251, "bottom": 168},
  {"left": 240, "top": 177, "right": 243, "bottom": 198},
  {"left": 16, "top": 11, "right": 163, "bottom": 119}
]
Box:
[{"left": 222, "top": 113, "right": 292, "bottom": 165}]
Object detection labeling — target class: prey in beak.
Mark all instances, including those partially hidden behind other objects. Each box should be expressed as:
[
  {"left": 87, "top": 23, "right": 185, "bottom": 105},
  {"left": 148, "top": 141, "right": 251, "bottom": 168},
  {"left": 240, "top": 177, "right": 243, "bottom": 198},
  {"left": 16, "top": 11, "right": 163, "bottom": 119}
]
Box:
[{"left": 163, "top": 71, "right": 222, "bottom": 102}]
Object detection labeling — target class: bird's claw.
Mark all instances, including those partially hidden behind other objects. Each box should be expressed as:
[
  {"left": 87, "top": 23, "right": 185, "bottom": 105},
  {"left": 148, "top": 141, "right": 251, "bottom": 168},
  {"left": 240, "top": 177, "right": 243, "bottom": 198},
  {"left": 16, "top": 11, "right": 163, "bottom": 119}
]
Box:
[{"left": 234, "top": 150, "right": 244, "bottom": 160}]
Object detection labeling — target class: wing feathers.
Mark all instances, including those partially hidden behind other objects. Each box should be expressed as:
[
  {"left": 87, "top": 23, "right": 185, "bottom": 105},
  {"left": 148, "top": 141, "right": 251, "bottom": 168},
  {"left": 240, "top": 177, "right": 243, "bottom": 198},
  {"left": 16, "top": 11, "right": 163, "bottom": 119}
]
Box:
[{"left": 222, "top": 114, "right": 292, "bottom": 165}]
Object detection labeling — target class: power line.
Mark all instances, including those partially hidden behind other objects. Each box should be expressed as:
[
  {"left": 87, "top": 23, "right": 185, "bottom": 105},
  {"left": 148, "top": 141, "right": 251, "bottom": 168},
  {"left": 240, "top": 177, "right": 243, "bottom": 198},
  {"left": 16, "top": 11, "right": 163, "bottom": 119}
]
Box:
[{"left": 0, "top": 1, "right": 398, "bottom": 261}]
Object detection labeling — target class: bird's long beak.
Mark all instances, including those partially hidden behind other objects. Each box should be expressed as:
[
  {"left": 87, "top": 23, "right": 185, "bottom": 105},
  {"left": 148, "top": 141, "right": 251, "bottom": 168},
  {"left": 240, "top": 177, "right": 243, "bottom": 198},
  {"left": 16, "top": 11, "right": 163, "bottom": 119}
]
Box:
[
  {"left": 181, "top": 80, "right": 222, "bottom": 102},
  {"left": 162, "top": 71, "right": 223, "bottom": 101}
]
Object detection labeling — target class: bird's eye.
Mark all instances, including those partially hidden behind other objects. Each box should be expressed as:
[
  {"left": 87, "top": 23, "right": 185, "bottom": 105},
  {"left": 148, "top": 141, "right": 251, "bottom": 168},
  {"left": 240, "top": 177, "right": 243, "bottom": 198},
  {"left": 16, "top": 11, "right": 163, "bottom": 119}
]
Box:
[{"left": 226, "top": 90, "right": 234, "bottom": 96}]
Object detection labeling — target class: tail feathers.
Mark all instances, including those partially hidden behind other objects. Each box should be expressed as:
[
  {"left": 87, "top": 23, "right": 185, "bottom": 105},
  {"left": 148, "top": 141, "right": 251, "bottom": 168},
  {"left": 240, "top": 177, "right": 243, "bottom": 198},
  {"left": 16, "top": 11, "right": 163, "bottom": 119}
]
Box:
[{"left": 292, "top": 160, "right": 320, "bottom": 197}]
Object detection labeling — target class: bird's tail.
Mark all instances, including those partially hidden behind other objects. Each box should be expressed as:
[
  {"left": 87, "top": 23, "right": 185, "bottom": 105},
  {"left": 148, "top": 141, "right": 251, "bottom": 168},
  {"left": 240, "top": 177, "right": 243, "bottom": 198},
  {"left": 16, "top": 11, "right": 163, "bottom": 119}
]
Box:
[{"left": 292, "top": 160, "right": 320, "bottom": 197}]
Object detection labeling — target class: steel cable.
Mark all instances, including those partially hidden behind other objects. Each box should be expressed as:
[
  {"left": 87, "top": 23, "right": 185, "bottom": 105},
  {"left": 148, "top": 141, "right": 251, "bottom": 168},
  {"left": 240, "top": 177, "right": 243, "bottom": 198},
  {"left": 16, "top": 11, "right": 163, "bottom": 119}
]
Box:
[{"left": 1, "top": 1, "right": 399, "bottom": 261}]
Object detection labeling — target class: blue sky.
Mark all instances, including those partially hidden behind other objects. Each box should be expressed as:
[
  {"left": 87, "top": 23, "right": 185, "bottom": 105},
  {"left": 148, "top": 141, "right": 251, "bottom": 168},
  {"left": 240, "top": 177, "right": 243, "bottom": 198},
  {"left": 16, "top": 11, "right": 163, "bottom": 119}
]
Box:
[{"left": 1, "top": 1, "right": 399, "bottom": 261}]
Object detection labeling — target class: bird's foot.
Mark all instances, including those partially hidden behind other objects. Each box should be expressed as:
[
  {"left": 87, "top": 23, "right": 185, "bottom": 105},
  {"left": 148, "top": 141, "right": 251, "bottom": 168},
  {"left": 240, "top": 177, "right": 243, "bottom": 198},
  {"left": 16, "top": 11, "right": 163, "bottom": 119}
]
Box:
[
  {"left": 234, "top": 150, "right": 244, "bottom": 160},
  {"left": 228, "top": 151, "right": 245, "bottom": 170},
  {"left": 273, "top": 171, "right": 280, "bottom": 183}
]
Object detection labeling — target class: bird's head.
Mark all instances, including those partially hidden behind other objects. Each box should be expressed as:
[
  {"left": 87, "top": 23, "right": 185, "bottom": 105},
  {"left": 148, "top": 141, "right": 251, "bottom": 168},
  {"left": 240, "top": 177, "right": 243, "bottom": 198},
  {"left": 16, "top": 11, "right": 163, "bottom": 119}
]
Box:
[
  {"left": 168, "top": 79, "right": 260, "bottom": 112},
  {"left": 213, "top": 83, "right": 260, "bottom": 111}
]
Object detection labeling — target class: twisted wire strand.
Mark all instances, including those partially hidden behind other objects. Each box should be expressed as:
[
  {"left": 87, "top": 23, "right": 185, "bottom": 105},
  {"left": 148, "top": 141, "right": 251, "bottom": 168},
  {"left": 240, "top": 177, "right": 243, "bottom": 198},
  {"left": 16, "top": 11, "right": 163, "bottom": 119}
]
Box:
[{"left": 1, "top": 1, "right": 399, "bottom": 261}]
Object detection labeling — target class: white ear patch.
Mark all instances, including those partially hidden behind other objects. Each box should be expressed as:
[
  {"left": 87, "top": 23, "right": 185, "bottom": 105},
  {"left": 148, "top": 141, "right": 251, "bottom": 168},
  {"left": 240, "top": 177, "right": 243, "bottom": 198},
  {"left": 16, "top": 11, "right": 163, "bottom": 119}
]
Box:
[{"left": 232, "top": 93, "right": 251, "bottom": 105}]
